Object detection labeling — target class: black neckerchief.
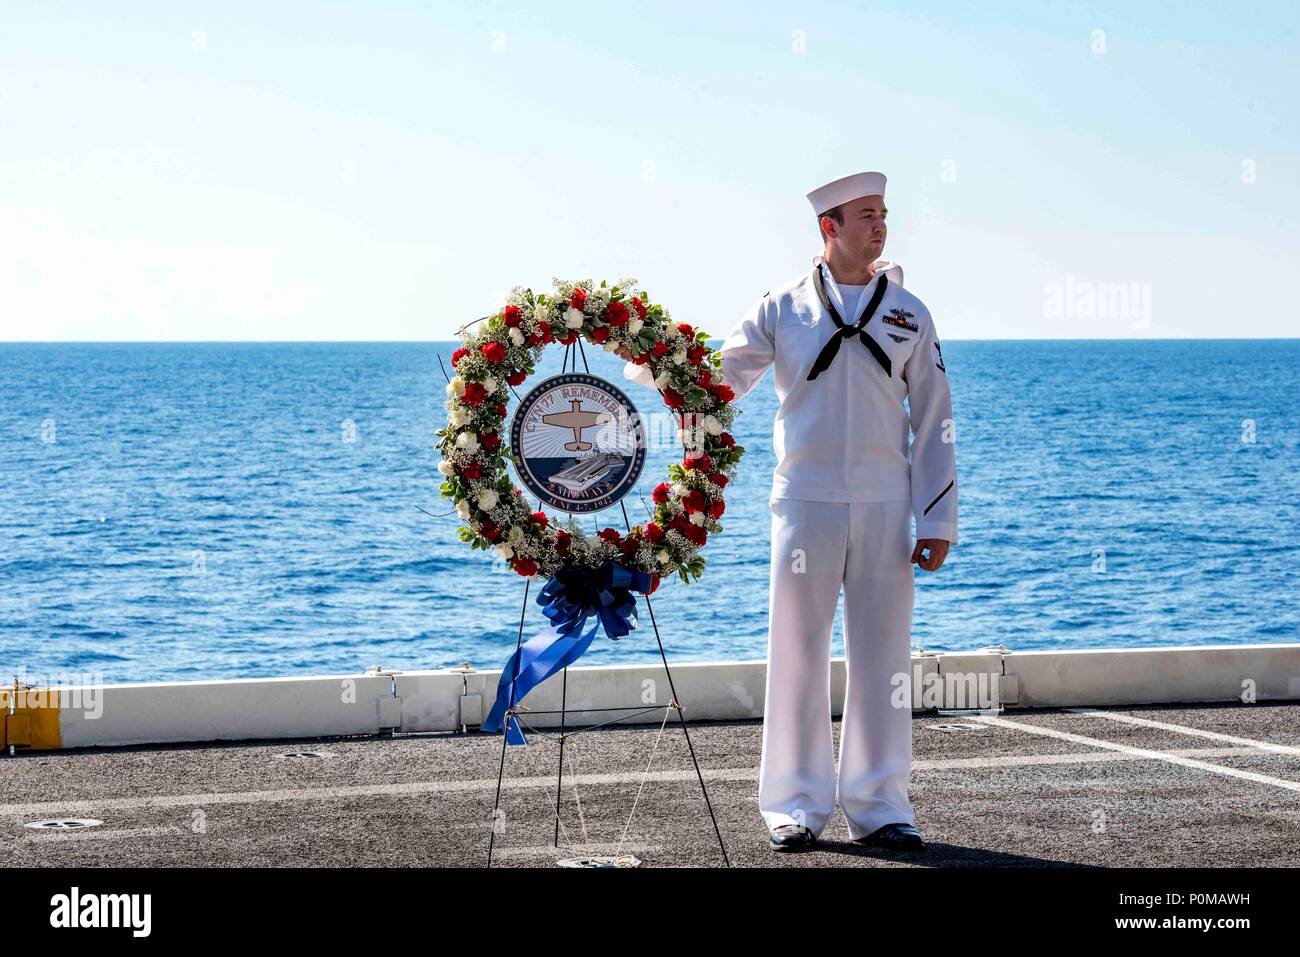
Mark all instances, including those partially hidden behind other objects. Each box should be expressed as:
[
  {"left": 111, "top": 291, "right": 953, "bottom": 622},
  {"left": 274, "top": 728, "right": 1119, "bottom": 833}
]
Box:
[{"left": 807, "top": 263, "right": 891, "bottom": 380}]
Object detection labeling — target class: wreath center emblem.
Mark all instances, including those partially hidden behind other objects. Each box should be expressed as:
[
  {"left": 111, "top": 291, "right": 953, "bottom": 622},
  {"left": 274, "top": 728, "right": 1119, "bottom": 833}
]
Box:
[{"left": 510, "top": 372, "right": 647, "bottom": 513}]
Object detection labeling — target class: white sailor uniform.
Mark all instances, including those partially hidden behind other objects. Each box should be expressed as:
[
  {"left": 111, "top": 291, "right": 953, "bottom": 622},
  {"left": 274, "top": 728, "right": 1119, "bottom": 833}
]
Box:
[{"left": 624, "top": 253, "right": 958, "bottom": 839}]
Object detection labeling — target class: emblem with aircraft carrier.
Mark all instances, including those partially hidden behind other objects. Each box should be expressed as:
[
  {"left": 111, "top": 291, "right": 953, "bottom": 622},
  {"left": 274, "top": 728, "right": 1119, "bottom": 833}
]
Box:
[{"left": 508, "top": 373, "right": 646, "bottom": 513}]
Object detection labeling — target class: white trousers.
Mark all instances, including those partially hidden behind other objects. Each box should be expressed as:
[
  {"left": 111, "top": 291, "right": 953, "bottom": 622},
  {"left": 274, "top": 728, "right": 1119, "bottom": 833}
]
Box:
[{"left": 758, "top": 497, "right": 916, "bottom": 840}]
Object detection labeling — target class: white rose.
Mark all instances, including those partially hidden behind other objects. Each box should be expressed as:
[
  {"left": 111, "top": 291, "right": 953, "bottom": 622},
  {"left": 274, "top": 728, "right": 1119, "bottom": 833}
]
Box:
[
  {"left": 447, "top": 376, "right": 465, "bottom": 396},
  {"left": 689, "top": 510, "right": 706, "bottom": 526},
  {"left": 671, "top": 348, "right": 687, "bottom": 365},
  {"left": 478, "top": 488, "right": 499, "bottom": 511},
  {"left": 483, "top": 376, "right": 497, "bottom": 394},
  {"left": 455, "top": 431, "right": 479, "bottom": 453},
  {"left": 449, "top": 407, "right": 468, "bottom": 427},
  {"left": 455, "top": 499, "right": 471, "bottom": 519},
  {"left": 508, "top": 525, "right": 525, "bottom": 546},
  {"left": 703, "top": 415, "right": 724, "bottom": 436},
  {"left": 564, "top": 306, "right": 585, "bottom": 329},
  {"left": 653, "top": 371, "right": 672, "bottom": 391},
  {"left": 494, "top": 543, "right": 514, "bottom": 562},
  {"left": 438, "top": 459, "right": 454, "bottom": 476},
  {"left": 656, "top": 549, "right": 671, "bottom": 564},
  {"left": 670, "top": 482, "right": 687, "bottom": 498},
  {"left": 508, "top": 327, "right": 525, "bottom": 347},
  {"left": 628, "top": 318, "right": 644, "bottom": 335}
]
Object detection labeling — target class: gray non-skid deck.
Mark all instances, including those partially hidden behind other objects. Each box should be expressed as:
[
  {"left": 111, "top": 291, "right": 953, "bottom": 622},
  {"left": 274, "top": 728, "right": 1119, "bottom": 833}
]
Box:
[{"left": 3, "top": 702, "right": 1298, "bottom": 867}]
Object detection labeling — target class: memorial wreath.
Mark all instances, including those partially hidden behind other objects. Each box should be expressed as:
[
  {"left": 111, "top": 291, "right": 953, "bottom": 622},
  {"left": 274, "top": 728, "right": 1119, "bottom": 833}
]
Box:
[{"left": 436, "top": 277, "right": 745, "bottom": 597}]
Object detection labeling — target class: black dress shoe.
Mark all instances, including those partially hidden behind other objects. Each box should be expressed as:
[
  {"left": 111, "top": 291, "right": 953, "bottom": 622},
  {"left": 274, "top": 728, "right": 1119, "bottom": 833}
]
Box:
[
  {"left": 853, "top": 822, "right": 925, "bottom": 851},
  {"left": 769, "top": 824, "right": 817, "bottom": 852}
]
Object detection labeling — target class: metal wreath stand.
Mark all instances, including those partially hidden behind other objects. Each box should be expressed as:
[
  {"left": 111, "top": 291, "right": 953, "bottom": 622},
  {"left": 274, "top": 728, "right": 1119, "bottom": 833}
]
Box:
[{"left": 444, "top": 335, "right": 730, "bottom": 869}]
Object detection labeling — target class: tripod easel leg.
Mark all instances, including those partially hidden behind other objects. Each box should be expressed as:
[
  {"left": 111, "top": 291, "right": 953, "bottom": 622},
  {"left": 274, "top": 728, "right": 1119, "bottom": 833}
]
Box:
[
  {"left": 487, "top": 576, "right": 530, "bottom": 868},
  {"left": 554, "top": 666, "right": 568, "bottom": 847}
]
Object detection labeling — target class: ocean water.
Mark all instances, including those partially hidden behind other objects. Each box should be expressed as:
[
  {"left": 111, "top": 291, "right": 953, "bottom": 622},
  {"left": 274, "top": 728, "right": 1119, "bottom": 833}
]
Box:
[{"left": 2, "top": 340, "right": 1297, "bottom": 685}]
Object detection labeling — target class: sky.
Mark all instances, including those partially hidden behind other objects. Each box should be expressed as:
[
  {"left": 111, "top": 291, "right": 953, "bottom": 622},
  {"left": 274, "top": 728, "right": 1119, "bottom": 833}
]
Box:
[{"left": 1, "top": 0, "right": 1297, "bottom": 341}]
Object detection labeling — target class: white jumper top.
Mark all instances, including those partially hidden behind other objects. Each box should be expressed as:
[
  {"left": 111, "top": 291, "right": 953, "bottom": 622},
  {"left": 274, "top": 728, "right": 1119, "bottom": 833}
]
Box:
[{"left": 624, "top": 254, "right": 958, "bottom": 544}]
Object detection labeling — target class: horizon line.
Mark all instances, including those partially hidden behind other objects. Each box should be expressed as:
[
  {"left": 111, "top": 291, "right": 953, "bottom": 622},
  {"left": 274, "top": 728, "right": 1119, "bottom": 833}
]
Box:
[{"left": 4, "top": 336, "right": 1299, "bottom": 345}]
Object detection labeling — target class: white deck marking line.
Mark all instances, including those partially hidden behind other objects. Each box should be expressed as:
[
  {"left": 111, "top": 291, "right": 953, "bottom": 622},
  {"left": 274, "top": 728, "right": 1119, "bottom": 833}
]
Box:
[
  {"left": 1063, "top": 707, "right": 1300, "bottom": 756},
  {"left": 0, "top": 746, "right": 1265, "bottom": 819},
  {"left": 918, "top": 746, "right": 1255, "bottom": 771},
  {"left": 22, "top": 826, "right": 186, "bottom": 844},
  {"left": 972, "top": 715, "right": 1300, "bottom": 794},
  {"left": 491, "top": 842, "right": 661, "bottom": 859}
]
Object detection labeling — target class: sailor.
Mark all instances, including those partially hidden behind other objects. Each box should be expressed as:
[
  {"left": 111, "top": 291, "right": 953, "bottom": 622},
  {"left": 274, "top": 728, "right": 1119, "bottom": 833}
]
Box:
[{"left": 621, "top": 170, "right": 958, "bottom": 852}]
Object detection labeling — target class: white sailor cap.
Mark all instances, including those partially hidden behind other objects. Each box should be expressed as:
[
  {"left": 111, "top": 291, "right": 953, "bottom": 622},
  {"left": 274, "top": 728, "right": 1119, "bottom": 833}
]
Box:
[{"left": 806, "top": 171, "right": 887, "bottom": 215}]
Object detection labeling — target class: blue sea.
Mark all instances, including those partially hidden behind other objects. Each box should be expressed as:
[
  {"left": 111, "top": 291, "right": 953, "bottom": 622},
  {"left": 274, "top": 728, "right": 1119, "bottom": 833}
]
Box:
[{"left": 2, "top": 340, "right": 1297, "bottom": 685}]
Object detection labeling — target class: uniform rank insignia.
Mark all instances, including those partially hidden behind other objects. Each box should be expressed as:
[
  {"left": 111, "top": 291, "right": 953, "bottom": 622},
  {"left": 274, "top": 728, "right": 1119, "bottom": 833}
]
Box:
[
  {"left": 882, "top": 308, "right": 918, "bottom": 332},
  {"left": 887, "top": 332, "right": 910, "bottom": 343},
  {"left": 934, "top": 339, "right": 946, "bottom": 372}
]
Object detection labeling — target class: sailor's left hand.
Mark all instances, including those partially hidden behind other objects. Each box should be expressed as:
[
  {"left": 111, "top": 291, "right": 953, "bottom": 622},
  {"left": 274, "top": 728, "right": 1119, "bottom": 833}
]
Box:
[{"left": 911, "top": 539, "right": 949, "bottom": 572}]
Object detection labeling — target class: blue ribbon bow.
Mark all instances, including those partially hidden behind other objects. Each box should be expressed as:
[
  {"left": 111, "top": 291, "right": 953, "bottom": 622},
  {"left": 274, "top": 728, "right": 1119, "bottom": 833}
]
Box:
[{"left": 481, "top": 560, "right": 654, "bottom": 745}]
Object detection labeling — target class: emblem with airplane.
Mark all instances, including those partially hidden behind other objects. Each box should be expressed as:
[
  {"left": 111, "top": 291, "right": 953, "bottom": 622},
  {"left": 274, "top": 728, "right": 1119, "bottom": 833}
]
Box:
[{"left": 509, "top": 373, "right": 647, "bottom": 513}]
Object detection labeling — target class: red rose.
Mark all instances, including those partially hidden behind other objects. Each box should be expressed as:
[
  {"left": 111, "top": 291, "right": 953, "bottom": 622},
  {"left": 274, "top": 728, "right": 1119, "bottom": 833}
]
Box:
[
  {"left": 570, "top": 288, "right": 586, "bottom": 310},
  {"left": 684, "top": 452, "right": 712, "bottom": 473},
  {"left": 531, "top": 511, "right": 548, "bottom": 528},
  {"left": 479, "top": 519, "right": 501, "bottom": 542},
  {"left": 619, "top": 536, "right": 639, "bottom": 556},
  {"left": 684, "top": 489, "right": 707, "bottom": 513},
  {"left": 652, "top": 482, "right": 671, "bottom": 505},
  {"left": 630, "top": 296, "right": 648, "bottom": 319},
  {"left": 553, "top": 529, "right": 571, "bottom": 554},
  {"left": 651, "top": 341, "right": 669, "bottom": 357},
  {"left": 589, "top": 325, "right": 610, "bottom": 344},
  {"left": 695, "top": 368, "right": 713, "bottom": 387},
  {"left": 526, "top": 333, "right": 540, "bottom": 346},
  {"left": 461, "top": 382, "right": 487, "bottom": 407},
  {"left": 459, "top": 462, "right": 482, "bottom": 480},
  {"left": 451, "top": 347, "right": 468, "bottom": 367},
  {"left": 495, "top": 402, "right": 507, "bottom": 418},
  {"left": 513, "top": 558, "right": 538, "bottom": 576},
  {"left": 709, "top": 471, "right": 728, "bottom": 488},
  {"left": 662, "top": 388, "right": 684, "bottom": 409},
  {"left": 687, "top": 346, "right": 707, "bottom": 365},
  {"left": 481, "top": 341, "right": 506, "bottom": 364},
  {"left": 718, "top": 432, "right": 735, "bottom": 448},
  {"left": 605, "top": 301, "right": 629, "bottom": 326},
  {"left": 539, "top": 322, "right": 554, "bottom": 343},
  {"left": 597, "top": 527, "right": 622, "bottom": 546},
  {"left": 676, "top": 323, "right": 695, "bottom": 339},
  {"left": 643, "top": 522, "right": 664, "bottom": 544},
  {"left": 506, "top": 369, "right": 527, "bottom": 386},
  {"left": 709, "top": 499, "right": 725, "bottom": 519},
  {"left": 558, "top": 331, "right": 578, "bottom": 346},
  {"left": 632, "top": 353, "right": 652, "bottom": 366},
  {"left": 711, "top": 384, "right": 735, "bottom": 403},
  {"left": 502, "top": 305, "right": 523, "bottom": 327},
  {"left": 673, "top": 522, "right": 705, "bottom": 546},
  {"left": 479, "top": 433, "right": 500, "bottom": 451}
]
